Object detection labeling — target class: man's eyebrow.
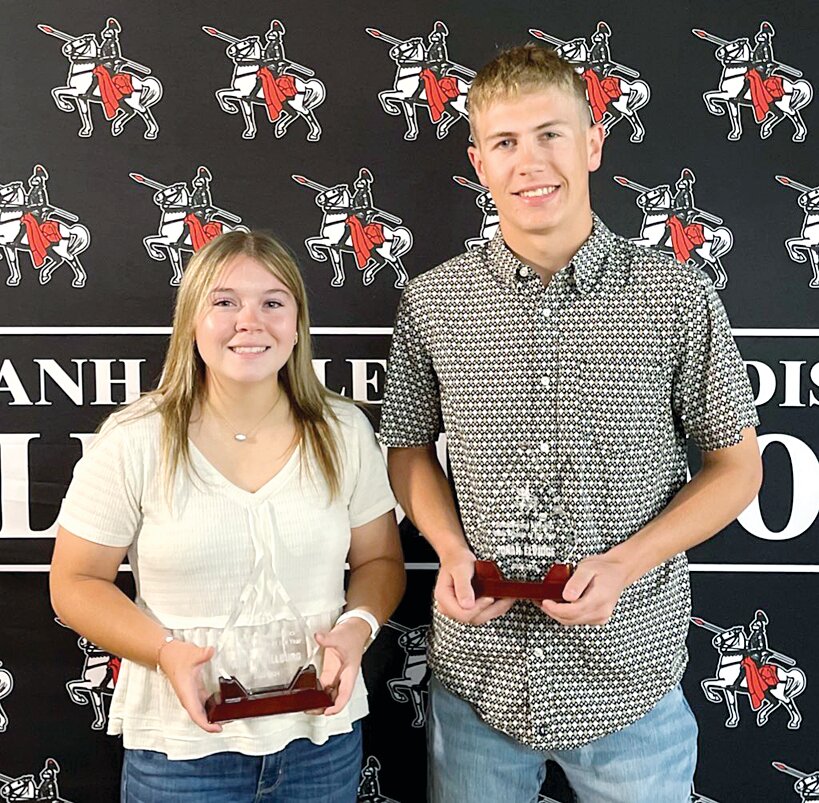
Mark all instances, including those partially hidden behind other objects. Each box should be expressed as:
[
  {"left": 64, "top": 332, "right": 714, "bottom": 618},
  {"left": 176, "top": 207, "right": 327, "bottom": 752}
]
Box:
[{"left": 485, "top": 120, "right": 570, "bottom": 140}]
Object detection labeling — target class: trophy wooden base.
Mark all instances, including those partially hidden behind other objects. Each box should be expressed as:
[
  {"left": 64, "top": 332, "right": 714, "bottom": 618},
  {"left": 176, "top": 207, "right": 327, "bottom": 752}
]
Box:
[
  {"left": 472, "top": 560, "right": 573, "bottom": 601},
  {"left": 205, "top": 665, "right": 333, "bottom": 723}
]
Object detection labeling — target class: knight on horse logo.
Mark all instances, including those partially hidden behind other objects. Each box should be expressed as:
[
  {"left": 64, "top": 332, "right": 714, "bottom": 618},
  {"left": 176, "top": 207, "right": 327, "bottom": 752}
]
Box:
[
  {"left": 0, "top": 660, "right": 12, "bottom": 733},
  {"left": 0, "top": 758, "right": 73, "bottom": 803},
  {"left": 384, "top": 620, "right": 430, "bottom": 728},
  {"left": 692, "top": 610, "right": 807, "bottom": 729},
  {"left": 0, "top": 165, "right": 90, "bottom": 288},
  {"left": 614, "top": 168, "right": 733, "bottom": 289},
  {"left": 203, "top": 20, "right": 325, "bottom": 141},
  {"left": 453, "top": 176, "right": 498, "bottom": 251},
  {"left": 293, "top": 169, "right": 412, "bottom": 289},
  {"left": 773, "top": 761, "right": 819, "bottom": 801},
  {"left": 367, "top": 21, "right": 474, "bottom": 141},
  {"left": 530, "top": 22, "right": 651, "bottom": 143},
  {"left": 776, "top": 175, "right": 819, "bottom": 288},
  {"left": 39, "top": 18, "right": 162, "bottom": 139},
  {"left": 357, "top": 756, "right": 400, "bottom": 803},
  {"left": 131, "top": 166, "right": 248, "bottom": 286},
  {"left": 693, "top": 22, "right": 812, "bottom": 141}
]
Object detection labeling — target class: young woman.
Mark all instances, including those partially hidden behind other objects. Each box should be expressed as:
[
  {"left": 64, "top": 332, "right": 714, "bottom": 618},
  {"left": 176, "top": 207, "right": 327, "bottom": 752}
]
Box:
[{"left": 50, "top": 231, "right": 405, "bottom": 802}]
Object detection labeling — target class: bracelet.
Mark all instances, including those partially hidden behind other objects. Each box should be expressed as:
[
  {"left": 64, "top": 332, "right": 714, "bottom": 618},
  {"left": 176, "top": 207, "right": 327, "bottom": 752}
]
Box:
[
  {"left": 155, "top": 632, "right": 175, "bottom": 672},
  {"left": 335, "top": 609, "right": 380, "bottom": 648}
]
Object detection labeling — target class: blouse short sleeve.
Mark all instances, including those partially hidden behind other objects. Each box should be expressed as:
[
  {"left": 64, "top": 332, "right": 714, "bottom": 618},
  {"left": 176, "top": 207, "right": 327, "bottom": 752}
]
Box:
[
  {"left": 58, "top": 410, "right": 146, "bottom": 547},
  {"left": 343, "top": 405, "right": 397, "bottom": 528}
]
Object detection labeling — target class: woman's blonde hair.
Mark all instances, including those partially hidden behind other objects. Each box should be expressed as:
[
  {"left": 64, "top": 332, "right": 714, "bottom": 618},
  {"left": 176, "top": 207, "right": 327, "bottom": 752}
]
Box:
[{"left": 145, "top": 230, "right": 345, "bottom": 495}]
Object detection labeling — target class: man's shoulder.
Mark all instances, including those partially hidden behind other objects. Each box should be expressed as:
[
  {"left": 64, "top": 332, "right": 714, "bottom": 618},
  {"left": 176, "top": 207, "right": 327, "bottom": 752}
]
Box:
[{"left": 403, "top": 246, "right": 486, "bottom": 297}]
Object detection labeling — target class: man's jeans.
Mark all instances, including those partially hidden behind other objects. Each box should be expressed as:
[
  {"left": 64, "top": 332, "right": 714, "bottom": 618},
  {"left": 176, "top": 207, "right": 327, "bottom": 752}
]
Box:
[
  {"left": 428, "top": 677, "right": 697, "bottom": 803},
  {"left": 121, "top": 720, "right": 362, "bottom": 802}
]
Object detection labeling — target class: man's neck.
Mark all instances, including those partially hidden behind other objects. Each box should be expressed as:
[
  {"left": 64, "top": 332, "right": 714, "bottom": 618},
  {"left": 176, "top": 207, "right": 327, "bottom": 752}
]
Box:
[{"left": 501, "top": 211, "right": 594, "bottom": 284}]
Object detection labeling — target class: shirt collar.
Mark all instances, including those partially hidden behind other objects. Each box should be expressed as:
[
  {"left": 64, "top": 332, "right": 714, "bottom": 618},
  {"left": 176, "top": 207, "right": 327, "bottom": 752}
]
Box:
[{"left": 485, "top": 213, "right": 618, "bottom": 295}]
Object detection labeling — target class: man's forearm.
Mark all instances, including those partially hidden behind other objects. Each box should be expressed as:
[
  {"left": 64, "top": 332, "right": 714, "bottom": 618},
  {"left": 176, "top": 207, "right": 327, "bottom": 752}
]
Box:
[
  {"left": 387, "top": 445, "right": 471, "bottom": 560},
  {"left": 608, "top": 428, "right": 762, "bottom": 585}
]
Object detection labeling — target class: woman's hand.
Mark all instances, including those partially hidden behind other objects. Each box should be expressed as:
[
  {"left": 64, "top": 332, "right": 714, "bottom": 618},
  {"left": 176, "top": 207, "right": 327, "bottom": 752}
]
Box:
[
  {"left": 313, "top": 618, "right": 371, "bottom": 716},
  {"left": 158, "top": 640, "right": 222, "bottom": 733}
]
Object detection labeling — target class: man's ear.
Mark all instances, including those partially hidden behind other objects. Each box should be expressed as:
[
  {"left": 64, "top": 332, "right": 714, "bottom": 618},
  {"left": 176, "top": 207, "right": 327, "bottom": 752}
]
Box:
[
  {"left": 468, "top": 144, "right": 486, "bottom": 187},
  {"left": 587, "top": 123, "right": 605, "bottom": 173}
]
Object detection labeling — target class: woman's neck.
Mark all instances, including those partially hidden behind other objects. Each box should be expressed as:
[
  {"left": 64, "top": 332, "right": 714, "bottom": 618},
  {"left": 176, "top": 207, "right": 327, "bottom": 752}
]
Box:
[{"left": 203, "top": 375, "right": 285, "bottom": 426}]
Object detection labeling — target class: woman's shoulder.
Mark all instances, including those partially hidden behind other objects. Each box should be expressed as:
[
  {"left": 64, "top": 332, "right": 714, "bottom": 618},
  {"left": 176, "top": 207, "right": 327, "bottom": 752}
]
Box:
[
  {"left": 325, "top": 396, "right": 376, "bottom": 437},
  {"left": 95, "top": 395, "right": 163, "bottom": 443}
]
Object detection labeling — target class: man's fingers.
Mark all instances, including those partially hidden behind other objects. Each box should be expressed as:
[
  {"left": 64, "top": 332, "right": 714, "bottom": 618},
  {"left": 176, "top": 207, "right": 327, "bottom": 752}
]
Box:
[
  {"left": 470, "top": 597, "right": 514, "bottom": 625},
  {"left": 561, "top": 565, "right": 595, "bottom": 602},
  {"left": 451, "top": 564, "right": 476, "bottom": 609}
]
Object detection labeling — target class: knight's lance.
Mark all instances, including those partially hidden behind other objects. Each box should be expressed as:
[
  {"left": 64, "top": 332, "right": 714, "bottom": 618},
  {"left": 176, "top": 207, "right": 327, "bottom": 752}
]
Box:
[
  {"left": 383, "top": 621, "right": 412, "bottom": 634},
  {"left": 690, "top": 617, "right": 796, "bottom": 666},
  {"left": 365, "top": 29, "right": 405, "bottom": 47},
  {"left": 692, "top": 30, "right": 730, "bottom": 47},
  {"left": 210, "top": 206, "right": 242, "bottom": 224},
  {"left": 281, "top": 58, "right": 315, "bottom": 78},
  {"left": 777, "top": 176, "right": 812, "bottom": 193},
  {"left": 444, "top": 63, "right": 477, "bottom": 79},
  {"left": 202, "top": 27, "right": 240, "bottom": 45},
  {"left": 691, "top": 795, "right": 720, "bottom": 803},
  {"left": 292, "top": 175, "right": 403, "bottom": 225},
  {"left": 529, "top": 30, "right": 567, "bottom": 48},
  {"left": 613, "top": 176, "right": 651, "bottom": 193},
  {"left": 771, "top": 61, "right": 803, "bottom": 79},
  {"left": 48, "top": 205, "right": 79, "bottom": 223},
  {"left": 119, "top": 57, "right": 152, "bottom": 75},
  {"left": 130, "top": 173, "right": 167, "bottom": 192},
  {"left": 453, "top": 176, "right": 486, "bottom": 194},
  {"left": 772, "top": 762, "right": 809, "bottom": 780},
  {"left": 38, "top": 24, "right": 77, "bottom": 43}
]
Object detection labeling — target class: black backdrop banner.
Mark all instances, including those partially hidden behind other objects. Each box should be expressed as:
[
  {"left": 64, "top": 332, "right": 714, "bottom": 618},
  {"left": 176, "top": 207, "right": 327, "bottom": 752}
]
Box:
[{"left": 0, "top": 1, "right": 817, "bottom": 801}]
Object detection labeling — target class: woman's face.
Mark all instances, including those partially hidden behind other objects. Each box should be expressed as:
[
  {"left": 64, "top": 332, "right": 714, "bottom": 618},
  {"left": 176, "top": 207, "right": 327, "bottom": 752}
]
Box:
[{"left": 194, "top": 255, "right": 298, "bottom": 388}]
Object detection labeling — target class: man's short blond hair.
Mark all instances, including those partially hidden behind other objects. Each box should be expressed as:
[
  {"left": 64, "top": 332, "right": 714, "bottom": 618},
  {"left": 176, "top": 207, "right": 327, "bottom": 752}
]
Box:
[{"left": 468, "top": 44, "right": 588, "bottom": 136}]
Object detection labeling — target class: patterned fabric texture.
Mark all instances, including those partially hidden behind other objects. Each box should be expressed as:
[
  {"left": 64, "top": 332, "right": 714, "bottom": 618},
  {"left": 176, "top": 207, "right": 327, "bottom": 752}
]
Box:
[{"left": 380, "top": 214, "right": 759, "bottom": 749}]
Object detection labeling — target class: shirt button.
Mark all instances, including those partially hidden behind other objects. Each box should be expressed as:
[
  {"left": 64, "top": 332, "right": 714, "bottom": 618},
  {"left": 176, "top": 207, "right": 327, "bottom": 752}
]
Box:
[
  {"left": 533, "top": 647, "right": 545, "bottom": 659},
  {"left": 542, "top": 306, "right": 551, "bottom": 318},
  {"left": 519, "top": 266, "right": 530, "bottom": 278},
  {"left": 540, "top": 375, "right": 550, "bottom": 389},
  {"left": 539, "top": 442, "right": 550, "bottom": 453}
]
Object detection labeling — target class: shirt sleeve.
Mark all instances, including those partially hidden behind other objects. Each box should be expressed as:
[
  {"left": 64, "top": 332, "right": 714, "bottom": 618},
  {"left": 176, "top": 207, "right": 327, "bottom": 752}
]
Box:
[
  {"left": 57, "top": 414, "right": 145, "bottom": 546},
  {"left": 345, "top": 406, "right": 398, "bottom": 528},
  {"left": 379, "top": 282, "right": 443, "bottom": 447},
  {"left": 671, "top": 275, "right": 760, "bottom": 451}
]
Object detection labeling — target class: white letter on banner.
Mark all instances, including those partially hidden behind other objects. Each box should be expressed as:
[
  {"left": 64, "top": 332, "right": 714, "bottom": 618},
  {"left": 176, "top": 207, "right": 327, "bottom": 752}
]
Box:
[
  {"left": 91, "top": 359, "right": 145, "bottom": 405},
  {"left": 35, "top": 359, "right": 87, "bottom": 406},
  {"left": 738, "top": 434, "right": 819, "bottom": 540},
  {"left": 743, "top": 361, "right": 776, "bottom": 406},
  {"left": 347, "top": 359, "right": 386, "bottom": 404},
  {"left": 0, "top": 360, "right": 33, "bottom": 405},
  {"left": 781, "top": 361, "right": 806, "bottom": 408}
]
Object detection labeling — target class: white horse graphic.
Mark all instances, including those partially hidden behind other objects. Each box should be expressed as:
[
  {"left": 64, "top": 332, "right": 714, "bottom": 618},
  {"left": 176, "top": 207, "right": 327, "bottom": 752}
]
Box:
[
  {"left": 0, "top": 182, "right": 89, "bottom": 287},
  {"left": 139, "top": 182, "right": 248, "bottom": 286},
  {"left": 625, "top": 182, "right": 732, "bottom": 289},
  {"left": 302, "top": 184, "right": 411, "bottom": 289},
  {"left": 697, "top": 34, "right": 811, "bottom": 141},
  {"left": 778, "top": 176, "right": 819, "bottom": 288},
  {"left": 0, "top": 660, "right": 12, "bottom": 732},
  {"left": 205, "top": 29, "right": 325, "bottom": 141},
  {"left": 453, "top": 176, "right": 498, "bottom": 251},
  {"left": 65, "top": 636, "right": 119, "bottom": 732},
  {"left": 39, "top": 25, "right": 162, "bottom": 139},
  {"left": 385, "top": 622, "right": 430, "bottom": 728},
  {"left": 371, "top": 35, "right": 469, "bottom": 140},
  {"left": 700, "top": 626, "right": 806, "bottom": 730},
  {"left": 550, "top": 37, "right": 650, "bottom": 143}
]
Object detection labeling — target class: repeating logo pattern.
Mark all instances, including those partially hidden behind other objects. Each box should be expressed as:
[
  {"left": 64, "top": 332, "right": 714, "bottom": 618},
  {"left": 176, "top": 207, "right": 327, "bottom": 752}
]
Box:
[
  {"left": 293, "top": 170, "right": 412, "bottom": 288},
  {"left": 0, "top": 660, "right": 12, "bottom": 733},
  {"left": 614, "top": 168, "right": 733, "bottom": 288},
  {"left": 773, "top": 761, "right": 819, "bottom": 801},
  {"left": 131, "top": 166, "right": 248, "bottom": 286},
  {"left": 0, "top": 165, "right": 90, "bottom": 289},
  {"left": 39, "top": 18, "right": 163, "bottom": 140},
  {"left": 384, "top": 621, "right": 429, "bottom": 728},
  {"left": 367, "top": 21, "right": 473, "bottom": 141},
  {"left": 530, "top": 21, "right": 651, "bottom": 142},
  {"left": 693, "top": 22, "right": 812, "bottom": 142},
  {"left": 203, "top": 19, "right": 325, "bottom": 141},
  {"left": 453, "top": 176, "right": 498, "bottom": 251},
  {"left": 692, "top": 611, "right": 807, "bottom": 730},
  {"left": 777, "top": 175, "right": 819, "bottom": 288},
  {"left": 0, "top": 758, "right": 71, "bottom": 803}
]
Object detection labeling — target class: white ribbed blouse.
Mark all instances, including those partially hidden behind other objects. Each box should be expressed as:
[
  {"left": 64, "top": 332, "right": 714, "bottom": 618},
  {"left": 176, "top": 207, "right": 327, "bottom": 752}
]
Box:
[{"left": 58, "top": 396, "right": 397, "bottom": 759}]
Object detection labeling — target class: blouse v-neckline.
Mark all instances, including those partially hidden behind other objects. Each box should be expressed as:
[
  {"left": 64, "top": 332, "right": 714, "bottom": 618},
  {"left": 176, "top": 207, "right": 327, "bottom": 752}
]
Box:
[{"left": 187, "top": 438, "right": 301, "bottom": 503}]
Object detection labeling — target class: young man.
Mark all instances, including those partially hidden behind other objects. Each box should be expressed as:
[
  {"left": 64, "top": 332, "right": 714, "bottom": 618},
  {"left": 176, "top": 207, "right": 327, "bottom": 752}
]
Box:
[{"left": 379, "top": 45, "right": 762, "bottom": 803}]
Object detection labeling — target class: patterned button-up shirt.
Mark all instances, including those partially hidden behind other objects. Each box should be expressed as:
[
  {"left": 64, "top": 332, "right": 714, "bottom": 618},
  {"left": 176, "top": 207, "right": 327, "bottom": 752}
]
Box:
[{"left": 380, "top": 215, "right": 759, "bottom": 750}]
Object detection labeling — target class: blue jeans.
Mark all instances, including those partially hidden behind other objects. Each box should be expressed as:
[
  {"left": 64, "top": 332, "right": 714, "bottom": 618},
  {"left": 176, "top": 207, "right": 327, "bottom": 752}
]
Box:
[
  {"left": 428, "top": 677, "right": 697, "bottom": 803},
  {"left": 121, "top": 721, "right": 362, "bottom": 802}
]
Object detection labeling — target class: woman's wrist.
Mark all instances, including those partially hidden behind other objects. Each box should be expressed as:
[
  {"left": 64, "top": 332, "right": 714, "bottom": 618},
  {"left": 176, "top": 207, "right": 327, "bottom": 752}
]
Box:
[{"left": 155, "top": 630, "right": 176, "bottom": 672}]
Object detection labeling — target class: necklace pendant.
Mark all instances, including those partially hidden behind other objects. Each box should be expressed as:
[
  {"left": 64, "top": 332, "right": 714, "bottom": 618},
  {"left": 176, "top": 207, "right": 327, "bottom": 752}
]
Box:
[{"left": 234, "top": 433, "right": 248, "bottom": 442}]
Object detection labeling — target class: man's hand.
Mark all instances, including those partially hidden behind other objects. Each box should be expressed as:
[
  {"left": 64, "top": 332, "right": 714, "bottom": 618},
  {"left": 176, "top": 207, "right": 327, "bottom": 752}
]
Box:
[
  {"left": 540, "top": 553, "right": 631, "bottom": 626},
  {"left": 435, "top": 548, "right": 515, "bottom": 625}
]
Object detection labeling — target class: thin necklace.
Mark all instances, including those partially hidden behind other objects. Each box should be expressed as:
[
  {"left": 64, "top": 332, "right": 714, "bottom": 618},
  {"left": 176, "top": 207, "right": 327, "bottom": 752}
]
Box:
[{"left": 206, "top": 390, "right": 284, "bottom": 443}]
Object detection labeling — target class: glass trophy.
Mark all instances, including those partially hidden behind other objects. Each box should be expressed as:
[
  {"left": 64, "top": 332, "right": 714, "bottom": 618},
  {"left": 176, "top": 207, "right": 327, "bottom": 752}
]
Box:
[
  {"left": 205, "top": 538, "right": 332, "bottom": 723},
  {"left": 473, "top": 469, "right": 578, "bottom": 601}
]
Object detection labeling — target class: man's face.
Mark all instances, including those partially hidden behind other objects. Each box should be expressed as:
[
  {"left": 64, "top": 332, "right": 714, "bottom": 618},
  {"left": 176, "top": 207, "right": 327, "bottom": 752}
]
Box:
[{"left": 468, "top": 87, "right": 603, "bottom": 242}]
